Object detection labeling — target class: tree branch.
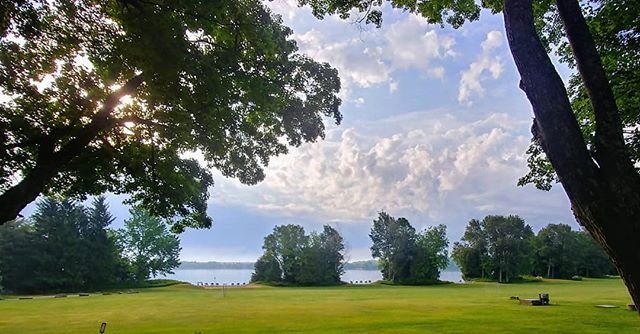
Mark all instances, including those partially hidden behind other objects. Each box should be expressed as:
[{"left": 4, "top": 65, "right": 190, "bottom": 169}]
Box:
[
  {"left": 0, "top": 73, "right": 145, "bottom": 224},
  {"left": 555, "top": 0, "right": 634, "bottom": 174}
]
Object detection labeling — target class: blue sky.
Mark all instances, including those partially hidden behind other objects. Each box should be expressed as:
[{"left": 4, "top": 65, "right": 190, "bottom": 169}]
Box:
[{"left": 25, "top": 2, "right": 578, "bottom": 262}]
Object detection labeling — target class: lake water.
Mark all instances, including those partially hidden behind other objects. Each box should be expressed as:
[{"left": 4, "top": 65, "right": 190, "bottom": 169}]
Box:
[{"left": 161, "top": 269, "right": 463, "bottom": 285}]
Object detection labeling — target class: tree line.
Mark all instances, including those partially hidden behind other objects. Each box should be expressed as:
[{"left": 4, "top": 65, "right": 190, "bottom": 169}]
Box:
[
  {"left": 252, "top": 212, "right": 615, "bottom": 286},
  {"left": 0, "top": 197, "right": 181, "bottom": 293},
  {"left": 452, "top": 215, "right": 615, "bottom": 283},
  {"left": 252, "top": 212, "right": 451, "bottom": 286}
]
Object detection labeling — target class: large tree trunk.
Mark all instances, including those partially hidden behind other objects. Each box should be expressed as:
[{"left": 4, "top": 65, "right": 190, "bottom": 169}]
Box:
[
  {"left": 503, "top": 0, "right": 640, "bottom": 313},
  {"left": 555, "top": 0, "right": 640, "bottom": 311},
  {"left": 0, "top": 74, "right": 144, "bottom": 224}
]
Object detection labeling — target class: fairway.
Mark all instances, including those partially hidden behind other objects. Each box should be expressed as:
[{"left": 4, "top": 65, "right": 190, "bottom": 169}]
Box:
[{"left": 1, "top": 278, "right": 638, "bottom": 333}]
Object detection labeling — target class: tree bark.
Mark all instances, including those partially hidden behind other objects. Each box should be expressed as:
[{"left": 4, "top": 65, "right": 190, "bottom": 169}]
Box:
[
  {"left": 0, "top": 74, "right": 144, "bottom": 224},
  {"left": 503, "top": 0, "right": 640, "bottom": 313},
  {"left": 547, "top": 263, "right": 551, "bottom": 279}
]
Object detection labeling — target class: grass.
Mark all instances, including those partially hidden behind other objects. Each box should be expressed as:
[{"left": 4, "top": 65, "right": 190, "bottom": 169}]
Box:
[{"left": 0, "top": 278, "right": 638, "bottom": 333}]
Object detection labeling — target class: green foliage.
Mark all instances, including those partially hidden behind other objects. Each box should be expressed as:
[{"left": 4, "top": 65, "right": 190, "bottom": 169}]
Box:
[
  {"left": 370, "top": 212, "right": 416, "bottom": 282},
  {"left": 531, "top": 224, "right": 615, "bottom": 278},
  {"left": 370, "top": 211, "right": 448, "bottom": 284},
  {"left": 452, "top": 219, "right": 490, "bottom": 279},
  {"left": 455, "top": 219, "right": 616, "bottom": 282},
  {"left": 0, "top": 219, "right": 41, "bottom": 293},
  {"left": 298, "top": 226, "right": 345, "bottom": 284},
  {"left": 117, "top": 207, "right": 181, "bottom": 281},
  {"left": 532, "top": 223, "right": 578, "bottom": 278},
  {"left": 410, "top": 224, "right": 449, "bottom": 282},
  {"left": 253, "top": 224, "right": 345, "bottom": 285},
  {"left": 262, "top": 224, "right": 308, "bottom": 283},
  {"left": 251, "top": 255, "right": 282, "bottom": 282},
  {"left": 0, "top": 0, "right": 342, "bottom": 229},
  {"left": 483, "top": 215, "right": 534, "bottom": 283},
  {"left": 520, "top": 0, "right": 640, "bottom": 190},
  {"left": 298, "top": 0, "right": 486, "bottom": 28},
  {"left": 0, "top": 195, "right": 188, "bottom": 293},
  {"left": 573, "top": 230, "right": 617, "bottom": 278},
  {"left": 453, "top": 215, "right": 534, "bottom": 283},
  {"left": 0, "top": 197, "right": 122, "bottom": 293},
  {"left": 82, "top": 196, "right": 118, "bottom": 288}
]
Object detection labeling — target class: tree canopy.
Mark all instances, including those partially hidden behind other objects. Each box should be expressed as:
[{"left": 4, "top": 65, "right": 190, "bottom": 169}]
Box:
[
  {"left": 0, "top": 197, "right": 121, "bottom": 292},
  {"left": 0, "top": 196, "right": 184, "bottom": 292},
  {"left": 117, "top": 207, "right": 181, "bottom": 281},
  {"left": 532, "top": 223, "right": 615, "bottom": 279},
  {"left": 453, "top": 215, "right": 533, "bottom": 283},
  {"left": 252, "top": 224, "right": 345, "bottom": 285},
  {"left": 453, "top": 218, "right": 615, "bottom": 282},
  {"left": 369, "top": 211, "right": 449, "bottom": 284},
  {"left": 0, "top": 0, "right": 342, "bottom": 231}
]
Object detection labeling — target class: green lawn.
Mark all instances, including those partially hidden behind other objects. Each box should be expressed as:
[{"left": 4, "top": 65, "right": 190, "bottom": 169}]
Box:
[{"left": 0, "top": 278, "right": 638, "bottom": 333}]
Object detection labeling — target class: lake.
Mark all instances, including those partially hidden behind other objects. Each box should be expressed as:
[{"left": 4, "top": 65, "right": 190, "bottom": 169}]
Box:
[{"left": 161, "top": 269, "right": 463, "bottom": 284}]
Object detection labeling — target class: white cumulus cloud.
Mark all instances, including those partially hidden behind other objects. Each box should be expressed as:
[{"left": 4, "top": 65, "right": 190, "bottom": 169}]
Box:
[
  {"left": 458, "top": 30, "right": 505, "bottom": 106},
  {"left": 291, "top": 14, "right": 456, "bottom": 100},
  {"left": 207, "top": 110, "right": 573, "bottom": 234}
]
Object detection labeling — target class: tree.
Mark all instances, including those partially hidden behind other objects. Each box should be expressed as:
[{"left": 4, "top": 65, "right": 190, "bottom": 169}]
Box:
[
  {"left": 530, "top": 224, "right": 615, "bottom": 279},
  {"left": 484, "top": 215, "right": 534, "bottom": 283},
  {"left": 453, "top": 215, "right": 533, "bottom": 283},
  {"left": 370, "top": 211, "right": 416, "bottom": 283},
  {"left": 31, "top": 198, "right": 90, "bottom": 291},
  {"left": 0, "top": 219, "right": 42, "bottom": 293},
  {"left": 0, "top": 0, "right": 342, "bottom": 231},
  {"left": 298, "top": 225, "right": 345, "bottom": 284},
  {"left": 82, "top": 196, "right": 118, "bottom": 288},
  {"left": 265, "top": 224, "right": 308, "bottom": 283},
  {"left": 574, "top": 231, "right": 616, "bottom": 278},
  {"left": 452, "top": 219, "right": 490, "bottom": 279},
  {"left": 369, "top": 212, "right": 448, "bottom": 284},
  {"left": 253, "top": 224, "right": 345, "bottom": 285},
  {"left": 317, "top": 225, "right": 346, "bottom": 283},
  {"left": 251, "top": 254, "right": 282, "bottom": 283},
  {"left": 117, "top": 207, "right": 181, "bottom": 281},
  {"left": 411, "top": 224, "right": 449, "bottom": 282},
  {"left": 533, "top": 224, "right": 578, "bottom": 278},
  {"left": 297, "top": 0, "right": 640, "bottom": 308}
]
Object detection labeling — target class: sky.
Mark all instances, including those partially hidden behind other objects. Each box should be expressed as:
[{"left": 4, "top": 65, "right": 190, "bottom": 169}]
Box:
[{"left": 25, "top": 1, "right": 579, "bottom": 262}]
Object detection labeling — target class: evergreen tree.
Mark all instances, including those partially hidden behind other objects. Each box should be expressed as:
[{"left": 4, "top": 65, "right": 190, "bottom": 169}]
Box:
[
  {"left": 32, "top": 198, "right": 89, "bottom": 291},
  {"left": 82, "top": 196, "right": 118, "bottom": 288},
  {"left": 0, "top": 219, "right": 41, "bottom": 293}
]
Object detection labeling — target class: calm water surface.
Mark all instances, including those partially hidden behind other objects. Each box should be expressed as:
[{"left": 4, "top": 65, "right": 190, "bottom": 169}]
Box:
[{"left": 161, "top": 269, "right": 463, "bottom": 284}]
